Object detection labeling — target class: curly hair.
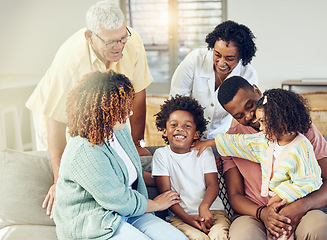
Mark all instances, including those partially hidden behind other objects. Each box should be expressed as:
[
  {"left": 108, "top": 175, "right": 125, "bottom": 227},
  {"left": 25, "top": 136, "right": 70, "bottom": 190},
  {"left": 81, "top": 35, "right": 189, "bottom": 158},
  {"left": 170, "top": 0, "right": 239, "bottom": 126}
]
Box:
[
  {"left": 205, "top": 20, "right": 257, "bottom": 66},
  {"left": 256, "top": 89, "right": 312, "bottom": 141},
  {"left": 155, "top": 95, "right": 208, "bottom": 144},
  {"left": 66, "top": 70, "right": 134, "bottom": 146}
]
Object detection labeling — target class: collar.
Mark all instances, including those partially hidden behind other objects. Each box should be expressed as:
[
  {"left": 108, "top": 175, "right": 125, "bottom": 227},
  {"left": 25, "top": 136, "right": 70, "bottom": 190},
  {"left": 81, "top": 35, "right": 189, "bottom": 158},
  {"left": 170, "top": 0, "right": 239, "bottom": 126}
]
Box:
[
  {"left": 88, "top": 42, "right": 124, "bottom": 70},
  {"left": 89, "top": 42, "right": 100, "bottom": 65},
  {"left": 199, "top": 49, "right": 215, "bottom": 79}
]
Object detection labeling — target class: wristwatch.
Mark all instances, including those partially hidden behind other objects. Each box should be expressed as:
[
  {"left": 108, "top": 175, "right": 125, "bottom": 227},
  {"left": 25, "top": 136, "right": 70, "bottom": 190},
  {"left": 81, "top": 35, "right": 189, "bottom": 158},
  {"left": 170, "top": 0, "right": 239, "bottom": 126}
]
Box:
[{"left": 135, "top": 139, "right": 146, "bottom": 148}]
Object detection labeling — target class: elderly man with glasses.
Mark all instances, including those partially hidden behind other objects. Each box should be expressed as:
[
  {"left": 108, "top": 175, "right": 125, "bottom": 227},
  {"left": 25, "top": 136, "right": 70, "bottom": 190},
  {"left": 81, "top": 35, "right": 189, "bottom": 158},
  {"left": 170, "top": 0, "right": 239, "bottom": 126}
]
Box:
[{"left": 26, "top": 1, "right": 153, "bottom": 219}]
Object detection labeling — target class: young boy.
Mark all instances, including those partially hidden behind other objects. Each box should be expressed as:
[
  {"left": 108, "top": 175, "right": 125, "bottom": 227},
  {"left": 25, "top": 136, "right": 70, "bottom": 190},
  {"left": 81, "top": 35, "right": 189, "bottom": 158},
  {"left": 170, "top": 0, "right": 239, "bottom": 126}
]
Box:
[{"left": 152, "top": 95, "right": 230, "bottom": 240}]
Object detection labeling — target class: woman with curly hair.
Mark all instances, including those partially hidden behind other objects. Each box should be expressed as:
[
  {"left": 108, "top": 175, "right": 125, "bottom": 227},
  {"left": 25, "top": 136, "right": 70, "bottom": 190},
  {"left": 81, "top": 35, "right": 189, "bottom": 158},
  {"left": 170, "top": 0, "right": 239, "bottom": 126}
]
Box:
[
  {"left": 195, "top": 88, "right": 323, "bottom": 240},
  {"left": 53, "top": 70, "right": 188, "bottom": 240},
  {"left": 170, "top": 20, "right": 258, "bottom": 139}
]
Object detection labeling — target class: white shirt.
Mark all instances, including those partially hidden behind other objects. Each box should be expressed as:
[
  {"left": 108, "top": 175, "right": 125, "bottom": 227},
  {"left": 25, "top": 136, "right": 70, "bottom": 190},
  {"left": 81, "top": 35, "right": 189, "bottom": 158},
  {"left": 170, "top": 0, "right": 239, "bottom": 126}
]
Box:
[
  {"left": 170, "top": 48, "right": 258, "bottom": 139},
  {"left": 109, "top": 133, "right": 137, "bottom": 188},
  {"left": 152, "top": 146, "right": 225, "bottom": 215},
  {"left": 273, "top": 142, "right": 287, "bottom": 159}
]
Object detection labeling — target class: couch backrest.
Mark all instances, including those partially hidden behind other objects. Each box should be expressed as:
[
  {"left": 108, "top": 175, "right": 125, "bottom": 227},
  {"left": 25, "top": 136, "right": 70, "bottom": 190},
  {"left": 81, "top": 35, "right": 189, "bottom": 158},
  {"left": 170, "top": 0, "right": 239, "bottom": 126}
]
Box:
[{"left": 0, "top": 150, "right": 56, "bottom": 229}]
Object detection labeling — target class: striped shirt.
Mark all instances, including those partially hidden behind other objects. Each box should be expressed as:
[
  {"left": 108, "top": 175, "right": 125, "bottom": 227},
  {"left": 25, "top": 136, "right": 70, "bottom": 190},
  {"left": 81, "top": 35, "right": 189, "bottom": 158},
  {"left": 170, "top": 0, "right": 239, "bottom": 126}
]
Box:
[{"left": 215, "top": 132, "right": 322, "bottom": 203}]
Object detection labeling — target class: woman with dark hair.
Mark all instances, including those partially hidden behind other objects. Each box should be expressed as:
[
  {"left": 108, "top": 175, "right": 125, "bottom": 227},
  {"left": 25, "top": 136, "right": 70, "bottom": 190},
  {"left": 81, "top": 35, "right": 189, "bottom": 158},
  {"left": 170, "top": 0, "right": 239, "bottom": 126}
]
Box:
[
  {"left": 53, "top": 70, "right": 188, "bottom": 240},
  {"left": 170, "top": 20, "right": 258, "bottom": 139}
]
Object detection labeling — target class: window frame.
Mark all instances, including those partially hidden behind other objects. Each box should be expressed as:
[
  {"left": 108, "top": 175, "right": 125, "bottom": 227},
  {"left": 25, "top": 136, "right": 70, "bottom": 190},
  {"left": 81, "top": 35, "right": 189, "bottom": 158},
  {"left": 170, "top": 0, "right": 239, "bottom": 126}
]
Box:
[{"left": 120, "top": 0, "right": 227, "bottom": 94}]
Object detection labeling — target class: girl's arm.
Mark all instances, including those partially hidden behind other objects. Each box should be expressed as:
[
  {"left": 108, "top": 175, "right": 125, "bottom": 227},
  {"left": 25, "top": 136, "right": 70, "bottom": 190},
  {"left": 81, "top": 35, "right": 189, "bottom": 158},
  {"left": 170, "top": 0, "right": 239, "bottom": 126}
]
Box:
[
  {"left": 154, "top": 176, "right": 208, "bottom": 233},
  {"left": 199, "top": 172, "right": 219, "bottom": 230},
  {"left": 215, "top": 133, "right": 262, "bottom": 163}
]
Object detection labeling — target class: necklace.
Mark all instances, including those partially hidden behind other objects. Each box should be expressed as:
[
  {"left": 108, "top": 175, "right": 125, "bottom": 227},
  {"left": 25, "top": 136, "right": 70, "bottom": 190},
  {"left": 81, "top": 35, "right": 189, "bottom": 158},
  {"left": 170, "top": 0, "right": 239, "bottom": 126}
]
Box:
[
  {"left": 217, "top": 73, "right": 223, "bottom": 84},
  {"left": 215, "top": 72, "right": 224, "bottom": 90}
]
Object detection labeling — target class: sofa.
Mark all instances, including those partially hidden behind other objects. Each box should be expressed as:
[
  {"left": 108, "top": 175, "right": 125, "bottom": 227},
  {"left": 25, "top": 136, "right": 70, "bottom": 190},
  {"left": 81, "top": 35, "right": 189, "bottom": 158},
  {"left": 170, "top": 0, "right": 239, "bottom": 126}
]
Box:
[
  {"left": 2, "top": 142, "right": 326, "bottom": 240},
  {"left": 0, "top": 150, "right": 56, "bottom": 239},
  {"left": 0, "top": 146, "right": 232, "bottom": 240}
]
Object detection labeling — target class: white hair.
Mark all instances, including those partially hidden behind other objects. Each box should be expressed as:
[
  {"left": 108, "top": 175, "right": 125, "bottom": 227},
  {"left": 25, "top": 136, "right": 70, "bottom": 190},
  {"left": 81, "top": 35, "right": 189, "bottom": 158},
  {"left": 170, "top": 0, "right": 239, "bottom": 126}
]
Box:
[{"left": 86, "top": 1, "right": 125, "bottom": 34}]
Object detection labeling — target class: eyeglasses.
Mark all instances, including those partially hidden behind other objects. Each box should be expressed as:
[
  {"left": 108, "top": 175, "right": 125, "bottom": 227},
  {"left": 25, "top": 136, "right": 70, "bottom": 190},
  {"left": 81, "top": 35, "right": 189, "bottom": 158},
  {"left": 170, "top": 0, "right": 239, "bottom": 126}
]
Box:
[{"left": 93, "top": 27, "right": 132, "bottom": 48}]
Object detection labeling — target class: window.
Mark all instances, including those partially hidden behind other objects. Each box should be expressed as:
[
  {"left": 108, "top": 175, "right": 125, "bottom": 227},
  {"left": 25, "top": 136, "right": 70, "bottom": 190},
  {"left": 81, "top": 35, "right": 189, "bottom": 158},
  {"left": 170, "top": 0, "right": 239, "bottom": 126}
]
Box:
[{"left": 121, "top": 0, "right": 227, "bottom": 93}]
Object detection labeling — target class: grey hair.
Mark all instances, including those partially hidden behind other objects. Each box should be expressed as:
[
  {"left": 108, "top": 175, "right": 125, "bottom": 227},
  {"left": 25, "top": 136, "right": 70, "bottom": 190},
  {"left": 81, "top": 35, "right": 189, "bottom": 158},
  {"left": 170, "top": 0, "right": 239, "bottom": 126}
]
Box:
[{"left": 86, "top": 1, "right": 125, "bottom": 34}]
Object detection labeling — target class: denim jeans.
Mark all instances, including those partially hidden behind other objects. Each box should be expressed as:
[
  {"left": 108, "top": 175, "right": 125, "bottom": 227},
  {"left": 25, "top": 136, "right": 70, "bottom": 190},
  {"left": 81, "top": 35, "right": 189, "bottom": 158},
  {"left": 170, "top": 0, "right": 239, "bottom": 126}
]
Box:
[{"left": 109, "top": 213, "right": 188, "bottom": 240}]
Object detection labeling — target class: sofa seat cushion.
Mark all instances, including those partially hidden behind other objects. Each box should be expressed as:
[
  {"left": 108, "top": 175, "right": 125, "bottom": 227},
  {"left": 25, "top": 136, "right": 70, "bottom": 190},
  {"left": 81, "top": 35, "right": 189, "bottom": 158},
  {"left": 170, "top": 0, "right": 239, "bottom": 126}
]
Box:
[
  {"left": 0, "top": 225, "right": 56, "bottom": 240},
  {"left": 0, "top": 149, "right": 56, "bottom": 239}
]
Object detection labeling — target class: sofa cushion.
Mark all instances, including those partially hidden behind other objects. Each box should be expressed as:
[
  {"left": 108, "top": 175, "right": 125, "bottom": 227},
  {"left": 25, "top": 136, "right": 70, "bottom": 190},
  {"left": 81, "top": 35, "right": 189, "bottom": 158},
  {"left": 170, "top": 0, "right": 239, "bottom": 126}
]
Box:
[
  {"left": 0, "top": 225, "right": 56, "bottom": 240},
  {"left": 0, "top": 149, "right": 56, "bottom": 235}
]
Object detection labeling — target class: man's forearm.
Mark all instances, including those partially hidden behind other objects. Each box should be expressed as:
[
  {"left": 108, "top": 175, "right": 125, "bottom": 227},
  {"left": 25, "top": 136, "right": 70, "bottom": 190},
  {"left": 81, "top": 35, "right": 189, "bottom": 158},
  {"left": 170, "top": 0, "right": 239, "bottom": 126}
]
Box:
[
  {"left": 224, "top": 167, "right": 260, "bottom": 217},
  {"left": 48, "top": 118, "right": 67, "bottom": 183},
  {"left": 129, "top": 89, "right": 146, "bottom": 143},
  {"left": 229, "top": 191, "right": 260, "bottom": 217}
]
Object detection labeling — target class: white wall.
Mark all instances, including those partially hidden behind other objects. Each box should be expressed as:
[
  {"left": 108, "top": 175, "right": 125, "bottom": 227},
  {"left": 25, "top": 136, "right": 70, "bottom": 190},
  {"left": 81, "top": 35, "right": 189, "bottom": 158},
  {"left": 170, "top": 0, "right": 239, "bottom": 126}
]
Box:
[
  {"left": 228, "top": 0, "right": 327, "bottom": 92},
  {"left": 1, "top": 0, "right": 326, "bottom": 92},
  {"left": 1, "top": 0, "right": 327, "bottom": 150},
  {"left": 0, "top": 0, "right": 119, "bottom": 79},
  {"left": 0, "top": 0, "right": 118, "bottom": 150}
]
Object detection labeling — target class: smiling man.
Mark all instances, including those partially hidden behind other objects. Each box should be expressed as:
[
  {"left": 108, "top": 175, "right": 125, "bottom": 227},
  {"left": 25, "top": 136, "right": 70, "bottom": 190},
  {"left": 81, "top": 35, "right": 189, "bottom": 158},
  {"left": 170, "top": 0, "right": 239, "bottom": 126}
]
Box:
[
  {"left": 26, "top": 1, "right": 153, "bottom": 219},
  {"left": 217, "top": 76, "right": 327, "bottom": 240}
]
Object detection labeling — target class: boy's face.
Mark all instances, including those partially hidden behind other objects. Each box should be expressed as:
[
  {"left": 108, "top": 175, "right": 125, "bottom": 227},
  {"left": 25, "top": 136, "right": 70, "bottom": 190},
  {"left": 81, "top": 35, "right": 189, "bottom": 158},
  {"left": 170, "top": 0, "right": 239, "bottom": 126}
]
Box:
[{"left": 163, "top": 110, "right": 200, "bottom": 154}]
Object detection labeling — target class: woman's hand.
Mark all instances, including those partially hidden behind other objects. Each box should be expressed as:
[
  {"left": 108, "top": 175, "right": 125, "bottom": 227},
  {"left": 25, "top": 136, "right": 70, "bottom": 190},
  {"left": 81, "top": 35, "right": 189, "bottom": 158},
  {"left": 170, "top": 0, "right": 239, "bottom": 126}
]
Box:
[
  {"left": 260, "top": 199, "right": 292, "bottom": 239},
  {"left": 146, "top": 190, "right": 181, "bottom": 212}
]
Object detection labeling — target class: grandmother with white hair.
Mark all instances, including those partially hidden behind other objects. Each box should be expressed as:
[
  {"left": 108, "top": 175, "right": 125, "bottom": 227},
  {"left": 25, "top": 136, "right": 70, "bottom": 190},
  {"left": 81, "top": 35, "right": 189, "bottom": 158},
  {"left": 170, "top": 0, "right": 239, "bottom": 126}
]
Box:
[{"left": 26, "top": 0, "right": 153, "bottom": 219}]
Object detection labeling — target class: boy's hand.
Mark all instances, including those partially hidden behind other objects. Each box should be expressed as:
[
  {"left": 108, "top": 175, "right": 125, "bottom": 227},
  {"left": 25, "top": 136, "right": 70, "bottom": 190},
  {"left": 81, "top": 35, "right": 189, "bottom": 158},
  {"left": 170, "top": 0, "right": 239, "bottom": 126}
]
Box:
[
  {"left": 199, "top": 205, "right": 215, "bottom": 229},
  {"left": 191, "top": 139, "right": 215, "bottom": 157},
  {"left": 186, "top": 215, "right": 209, "bottom": 234}
]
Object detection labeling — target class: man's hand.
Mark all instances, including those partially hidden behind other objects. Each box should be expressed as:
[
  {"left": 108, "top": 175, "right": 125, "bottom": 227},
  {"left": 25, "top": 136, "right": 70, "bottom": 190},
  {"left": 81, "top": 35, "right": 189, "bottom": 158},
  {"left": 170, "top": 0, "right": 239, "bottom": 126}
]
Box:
[
  {"left": 42, "top": 184, "right": 56, "bottom": 219},
  {"left": 260, "top": 199, "right": 291, "bottom": 239},
  {"left": 136, "top": 145, "right": 152, "bottom": 156},
  {"left": 278, "top": 200, "right": 307, "bottom": 236},
  {"left": 47, "top": 118, "right": 66, "bottom": 220},
  {"left": 215, "top": 154, "right": 223, "bottom": 173}
]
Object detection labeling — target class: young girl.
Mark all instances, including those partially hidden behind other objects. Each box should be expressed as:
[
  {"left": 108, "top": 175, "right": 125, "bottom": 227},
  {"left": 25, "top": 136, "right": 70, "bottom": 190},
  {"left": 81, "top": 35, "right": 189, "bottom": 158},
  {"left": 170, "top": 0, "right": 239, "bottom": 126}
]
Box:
[{"left": 195, "top": 88, "right": 322, "bottom": 240}]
